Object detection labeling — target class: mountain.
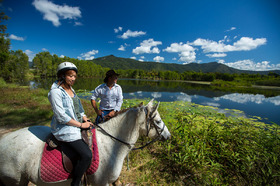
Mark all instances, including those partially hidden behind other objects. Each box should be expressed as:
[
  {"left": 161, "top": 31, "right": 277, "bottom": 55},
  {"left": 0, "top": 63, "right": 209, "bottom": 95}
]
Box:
[{"left": 92, "top": 55, "right": 280, "bottom": 75}]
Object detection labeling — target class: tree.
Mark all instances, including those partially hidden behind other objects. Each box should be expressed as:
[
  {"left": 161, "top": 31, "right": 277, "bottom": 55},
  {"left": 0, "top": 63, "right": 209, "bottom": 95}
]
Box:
[
  {"left": 33, "top": 52, "right": 53, "bottom": 77},
  {"left": 0, "top": 7, "right": 11, "bottom": 80},
  {"left": 7, "top": 50, "right": 29, "bottom": 81}
]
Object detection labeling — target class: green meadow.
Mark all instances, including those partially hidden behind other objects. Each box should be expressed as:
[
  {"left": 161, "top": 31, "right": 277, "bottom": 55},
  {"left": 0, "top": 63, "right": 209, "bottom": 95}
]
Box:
[{"left": 0, "top": 78, "right": 279, "bottom": 185}]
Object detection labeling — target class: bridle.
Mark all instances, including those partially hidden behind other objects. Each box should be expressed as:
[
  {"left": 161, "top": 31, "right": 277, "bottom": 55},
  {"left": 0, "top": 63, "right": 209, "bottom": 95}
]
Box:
[{"left": 93, "top": 107, "right": 166, "bottom": 151}]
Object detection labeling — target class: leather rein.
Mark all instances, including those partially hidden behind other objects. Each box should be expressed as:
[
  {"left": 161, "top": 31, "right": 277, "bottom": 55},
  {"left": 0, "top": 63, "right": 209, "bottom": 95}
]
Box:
[{"left": 93, "top": 107, "right": 166, "bottom": 151}]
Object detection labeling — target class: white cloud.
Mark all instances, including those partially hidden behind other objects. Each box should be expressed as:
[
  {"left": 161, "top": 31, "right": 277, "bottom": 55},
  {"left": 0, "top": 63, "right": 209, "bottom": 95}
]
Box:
[
  {"left": 193, "top": 37, "right": 267, "bottom": 53},
  {"left": 8, "top": 34, "right": 24, "bottom": 41},
  {"left": 119, "top": 29, "right": 146, "bottom": 39},
  {"left": 32, "top": 0, "right": 81, "bottom": 27},
  {"left": 140, "top": 56, "right": 145, "bottom": 59},
  {"left": 132, "top": 39, "right": 162, "bottom": 55},
  {"left": 206, "top": 53, "right": 227, "bottom": 58},
  {"left": 226, "top": 27, "right": 236, "bottom": 32},
  {"left": 24, "top": 49, "right": 35, "bottom": 61},
  {"left": 118, "top": 45, "right": 126, "bottom": 51},
  {"left": 220, "top": 59, "right": 280, "bottom": 71},
  {"left": 60, "top": 55, "right": 65, "bottom": 58},
  {"left": 164, "top": 42, "right": 196, "bottom": 63},
  {"left": 153, "top": 56, "right": 164, "bottom": 62},
  {"left": 114, "top": 27, "right": 123, "bottom": 33},
  {"left": 74, "top": 22, "right": 83, "bottom": 26},
  {"left": 78, "top": 49, "right": 98, "bottom": 60},
  {"left": 118, "top": 43, "right": 129, "bottom": 51},
  {"left": 130, "top": 56, "right": 136, "bottom": 60}
]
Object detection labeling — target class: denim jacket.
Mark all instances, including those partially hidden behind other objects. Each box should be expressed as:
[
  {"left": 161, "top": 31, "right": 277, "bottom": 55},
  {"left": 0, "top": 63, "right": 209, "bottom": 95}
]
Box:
[{"left": 48, "top": 81, "right": 86, "bottom": 142}]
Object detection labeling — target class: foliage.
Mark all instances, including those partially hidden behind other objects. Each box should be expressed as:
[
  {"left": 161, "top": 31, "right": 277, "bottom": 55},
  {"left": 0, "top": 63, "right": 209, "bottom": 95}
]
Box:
[
  {"left": 117, "top": 101, "right": 280, "bottom": 185},
  {"left": 0, "top": 8, "right": 11, "bottom": 81},
  {"left": 32, "top": 52, "right": 106, "bottom": 78}
]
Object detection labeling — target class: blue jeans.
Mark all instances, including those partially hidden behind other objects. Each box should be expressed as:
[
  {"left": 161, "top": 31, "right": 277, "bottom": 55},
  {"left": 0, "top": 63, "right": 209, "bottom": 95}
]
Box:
[{"left": 95, "top": 110, "right": 113, "bottom": 124}]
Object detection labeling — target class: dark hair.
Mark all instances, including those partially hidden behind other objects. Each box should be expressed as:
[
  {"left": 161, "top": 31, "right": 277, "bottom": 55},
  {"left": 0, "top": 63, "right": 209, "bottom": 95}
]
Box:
[{"left": 104, "top": 70, "right": 120, "bottom": 83}]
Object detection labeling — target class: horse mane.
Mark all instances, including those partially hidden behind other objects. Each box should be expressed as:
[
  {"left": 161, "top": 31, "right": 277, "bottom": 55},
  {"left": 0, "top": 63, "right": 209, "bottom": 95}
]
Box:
[{"left": 112, "top": 102, "right": 143, "bottom": 118}]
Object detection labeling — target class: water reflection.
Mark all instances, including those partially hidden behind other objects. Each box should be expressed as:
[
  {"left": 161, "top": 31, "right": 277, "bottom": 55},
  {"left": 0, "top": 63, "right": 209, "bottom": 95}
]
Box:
[
  {"left": 215, "top": 93, "right": 280, "bottom": 106},
  {"left": 25, "top": 77, "right": 280, "bottom": 125},
  {"left": 123, "top": 91, "right": 280, "bottom": 125}
]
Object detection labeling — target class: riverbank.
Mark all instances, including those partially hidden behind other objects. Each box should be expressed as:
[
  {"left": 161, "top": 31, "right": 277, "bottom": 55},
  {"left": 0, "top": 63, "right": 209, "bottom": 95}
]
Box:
[{"left": 1, "top": 81, "right": 279, "bottom": 185}]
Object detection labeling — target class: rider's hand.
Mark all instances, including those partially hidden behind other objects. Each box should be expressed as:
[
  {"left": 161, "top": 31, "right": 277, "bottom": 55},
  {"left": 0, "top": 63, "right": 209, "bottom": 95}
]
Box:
[
  {"left": 97, "top": 110, "right": 102, "bottom": 116},
  {"left": 81, "top": 120, "right": 93, "bottom": 129},
  {"left": 108, "top": 111, "right": 116, "bottom": 117}
]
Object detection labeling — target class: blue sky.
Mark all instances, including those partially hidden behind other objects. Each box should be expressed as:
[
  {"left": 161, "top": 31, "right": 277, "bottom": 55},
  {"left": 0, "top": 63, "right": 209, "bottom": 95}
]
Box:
[{"left": 2, "top": 0, "right": 280, "bottom": 71}]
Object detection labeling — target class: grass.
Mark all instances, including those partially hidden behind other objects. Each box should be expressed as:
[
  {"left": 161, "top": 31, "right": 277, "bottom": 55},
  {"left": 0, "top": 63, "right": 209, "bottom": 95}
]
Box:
[
  {"left": 0, "top": 79, "right": 52, "bottom": 129},
  {"left": 1, "top": 78, "right": 279, "bottom": 185}
]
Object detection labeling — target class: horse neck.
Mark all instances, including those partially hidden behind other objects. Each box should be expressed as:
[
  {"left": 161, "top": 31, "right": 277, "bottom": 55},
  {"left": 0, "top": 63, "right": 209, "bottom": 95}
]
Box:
[{"left": 101, "top": 108, "right": 144, "bottom": 147}]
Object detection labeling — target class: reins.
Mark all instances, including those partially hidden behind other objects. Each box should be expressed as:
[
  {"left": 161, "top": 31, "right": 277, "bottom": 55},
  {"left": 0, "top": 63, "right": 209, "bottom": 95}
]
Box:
[{"left": 93, "top": 107, "right": 165, "bottom": 151}]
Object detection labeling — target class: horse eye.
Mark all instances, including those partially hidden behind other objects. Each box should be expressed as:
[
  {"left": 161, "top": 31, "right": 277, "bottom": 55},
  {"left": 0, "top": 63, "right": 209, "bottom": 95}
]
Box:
[{"left": 156, "top": 120, "right": 162, "bottom": 125}]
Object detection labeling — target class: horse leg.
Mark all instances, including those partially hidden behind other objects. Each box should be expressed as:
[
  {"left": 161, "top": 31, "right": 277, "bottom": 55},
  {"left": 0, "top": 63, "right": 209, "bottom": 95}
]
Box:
[{"left": 112, "top": 177, "right": 122, "bottom": 186}]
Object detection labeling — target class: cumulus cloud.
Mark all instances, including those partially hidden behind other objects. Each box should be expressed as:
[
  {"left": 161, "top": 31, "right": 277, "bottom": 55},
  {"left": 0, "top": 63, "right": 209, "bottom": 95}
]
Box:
[
  {"left": 114, "top": 27, "right": 123, "bottom": 33},
  {"left": 118, "top": 43, "right": 129, "bottom": 51},
  {"left": 24, "top": 49, "right": 35, "bottom": 61},
  {"left": 32, "top": 0, "right": 81, "bottom": 27},
  {"left": 8, "top": 34, "right": 25, "bottom": 41},
  {"left": 219, "top": 59, "right": 280, "bottom": 71},
  {"left": 130, "top": 56, "right": 136, "bottom": 60},
  {"left": 193, "top": 37, "right": 267, "bottom": 53},
  {"left": 206, "top": 53, "right": 227, "bottom": 58},
  {"left": 118, "top": 45, "right": 126, "bottom": 51},
  {"left": 164, "top": 42, "right": 196, "bottom": 63},
  {"left": 132, "top": 39, "right": 162, "bottom": 55},
  {"left": 153, "top": 56, "right": 164, "bottom": 62},
  {"left": 78, "top": 49, "right": 98, "bottom": 60},
  {"left": 119, "top": 29, "right": 146, "bottom": 39}
]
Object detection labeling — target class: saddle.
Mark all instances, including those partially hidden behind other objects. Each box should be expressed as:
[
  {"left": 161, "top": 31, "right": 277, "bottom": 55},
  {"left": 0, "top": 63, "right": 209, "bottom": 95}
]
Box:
[{"left": 46, "top": 129, "right": 92, "bottom": 173}]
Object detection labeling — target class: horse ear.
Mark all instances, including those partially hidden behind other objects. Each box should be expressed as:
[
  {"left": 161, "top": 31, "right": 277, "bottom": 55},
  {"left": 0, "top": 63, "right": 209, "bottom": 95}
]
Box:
[
  {"left": 154, "top": 101, "right": 160, "bottom": 111},
  {"left": 151, "top": 101, "right": 160, "bottom": 115},
  {"left": 147, "top": 99, "right": 154, "bottom": 107}
]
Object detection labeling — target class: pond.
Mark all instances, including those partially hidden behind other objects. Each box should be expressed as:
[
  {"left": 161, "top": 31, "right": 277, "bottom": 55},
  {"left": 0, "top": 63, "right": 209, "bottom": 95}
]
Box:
[{"left": 29, "top": 77, "right": 280, "bottom": 125}]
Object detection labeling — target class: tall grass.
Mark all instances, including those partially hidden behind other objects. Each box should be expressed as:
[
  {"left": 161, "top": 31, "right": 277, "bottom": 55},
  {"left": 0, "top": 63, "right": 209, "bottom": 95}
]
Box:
[{"left": 156, "top": 103, "right": 280, "bottom": 185}]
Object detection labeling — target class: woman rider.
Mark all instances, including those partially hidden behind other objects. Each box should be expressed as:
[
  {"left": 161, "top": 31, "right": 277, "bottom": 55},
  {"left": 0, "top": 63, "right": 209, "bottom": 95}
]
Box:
[{"left": 48, "top": 62, "right": 94, "bottom": 186}]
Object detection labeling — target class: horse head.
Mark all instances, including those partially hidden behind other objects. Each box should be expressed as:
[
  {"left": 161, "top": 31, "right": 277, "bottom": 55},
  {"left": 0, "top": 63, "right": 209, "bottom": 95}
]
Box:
[{"left": 140, "top": 99, "right": 171, "bottom": 141}]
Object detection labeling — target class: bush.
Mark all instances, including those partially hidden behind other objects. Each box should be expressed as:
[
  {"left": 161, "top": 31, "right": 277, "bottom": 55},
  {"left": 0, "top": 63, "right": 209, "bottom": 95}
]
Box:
[{"left": 160, "top": 104, "right": 280, "bottom": 185}]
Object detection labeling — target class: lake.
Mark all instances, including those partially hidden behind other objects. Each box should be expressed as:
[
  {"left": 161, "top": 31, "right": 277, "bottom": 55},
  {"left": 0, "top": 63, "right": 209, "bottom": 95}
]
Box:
[{"left": 29, "top": 77, "right": 280, "bottom": 125}]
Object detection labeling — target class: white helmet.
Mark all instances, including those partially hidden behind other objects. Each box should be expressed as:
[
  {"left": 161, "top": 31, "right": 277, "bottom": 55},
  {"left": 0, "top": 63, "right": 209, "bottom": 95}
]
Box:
[{"left": 57, "top": 62, "right": 78, "bottom": 77}]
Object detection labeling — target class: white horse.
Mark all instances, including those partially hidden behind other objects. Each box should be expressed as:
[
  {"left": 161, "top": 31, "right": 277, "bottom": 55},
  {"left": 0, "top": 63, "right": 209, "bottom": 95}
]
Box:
[{"left": 0, "top": 100, "right": 171, "bottom": 186}]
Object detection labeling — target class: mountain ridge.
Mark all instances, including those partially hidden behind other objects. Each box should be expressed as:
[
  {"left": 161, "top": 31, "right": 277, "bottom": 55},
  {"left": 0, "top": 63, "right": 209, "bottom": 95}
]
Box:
[{"left": 91, "top": 55, "right": 280, "bottom": 75}]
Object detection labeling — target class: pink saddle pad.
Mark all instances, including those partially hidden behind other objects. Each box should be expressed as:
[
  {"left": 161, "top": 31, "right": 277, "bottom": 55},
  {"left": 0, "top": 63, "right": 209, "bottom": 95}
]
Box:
[{"left": 40, "top": 128, "right": 99, "bottom": 183}]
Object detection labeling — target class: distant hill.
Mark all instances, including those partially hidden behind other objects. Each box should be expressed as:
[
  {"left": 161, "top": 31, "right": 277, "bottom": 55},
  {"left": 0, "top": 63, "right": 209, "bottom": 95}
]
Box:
[{"left": 92, "top": 55, "right": 280, "bottom": 75}]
